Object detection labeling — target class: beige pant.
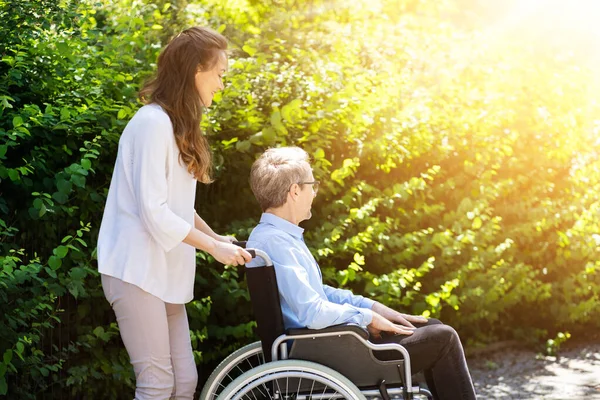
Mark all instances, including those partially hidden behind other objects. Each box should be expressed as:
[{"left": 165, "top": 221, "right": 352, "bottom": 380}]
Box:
[{"left": 101, "top": 274, "right": 198, "bottom": 399}]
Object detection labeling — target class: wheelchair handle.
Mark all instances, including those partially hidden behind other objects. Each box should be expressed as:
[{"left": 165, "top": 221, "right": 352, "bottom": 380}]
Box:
[{"left": 233, "top": 240, "right": 273, "bottom": 267}]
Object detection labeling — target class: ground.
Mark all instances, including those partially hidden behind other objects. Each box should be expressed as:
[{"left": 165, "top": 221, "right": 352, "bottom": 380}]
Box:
[{"left": 469, "top": 339, "right": 600, "bottom": 399}]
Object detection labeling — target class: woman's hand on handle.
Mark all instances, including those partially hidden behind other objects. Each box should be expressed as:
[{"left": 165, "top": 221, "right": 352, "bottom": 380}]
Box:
[
  {"left": 216, "top": 234, "right": 237, "bottom": 243},
  {"left": 211, "top": 241, "right": 252, "bottom": 266},
  {"left": 183, "top": 227, "right": 251, "bottom": 265}
]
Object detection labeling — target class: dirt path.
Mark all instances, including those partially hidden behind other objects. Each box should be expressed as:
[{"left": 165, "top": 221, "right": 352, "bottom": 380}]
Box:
[{"left": 468, "top": 340, "right": 600, "bottom": 399}]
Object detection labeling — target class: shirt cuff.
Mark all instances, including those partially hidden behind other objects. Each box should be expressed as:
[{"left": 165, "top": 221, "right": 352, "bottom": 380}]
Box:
[
  {"left": 359, "top": 307, "right": 373, "bottom": 326},
  {"left": 358, "top": 297, "right": 376, "bottom": 310},
  {"left": 161, "top": 220, "right": 192, "bottom": 252}
]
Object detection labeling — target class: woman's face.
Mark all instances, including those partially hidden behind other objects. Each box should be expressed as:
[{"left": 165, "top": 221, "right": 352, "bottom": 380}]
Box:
[{"left": 195, "top": 51, "right": 227, "bottom": 107}]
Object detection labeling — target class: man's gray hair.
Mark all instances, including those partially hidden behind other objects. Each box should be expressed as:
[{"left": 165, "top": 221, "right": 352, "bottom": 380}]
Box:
[{"left": 250, "top": 147, "right": 311, "bottom": 211}]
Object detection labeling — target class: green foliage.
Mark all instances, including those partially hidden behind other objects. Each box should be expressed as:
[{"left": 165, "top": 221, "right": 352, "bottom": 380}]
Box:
[
  {"left": 0, "top": 0, "right": 172, "bottom": 397},
  {"left": 2, "top": 0, "right": 600, "bottom": 398}
]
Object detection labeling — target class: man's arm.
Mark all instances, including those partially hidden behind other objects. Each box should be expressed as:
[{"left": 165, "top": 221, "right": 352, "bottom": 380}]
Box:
[
  {"left": 323, "top": 285, "right": 427, "bottom": 333},
  {"left": 323, "top": 285, "right": 375, "bottom": 309},
  {"left": 323, "top": 284, "right": 427, "bottom": 323}
]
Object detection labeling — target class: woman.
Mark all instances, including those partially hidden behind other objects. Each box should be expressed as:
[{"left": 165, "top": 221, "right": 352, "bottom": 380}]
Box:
[{"left": 97, "top": 27, "right": 252, "bottom": 399}]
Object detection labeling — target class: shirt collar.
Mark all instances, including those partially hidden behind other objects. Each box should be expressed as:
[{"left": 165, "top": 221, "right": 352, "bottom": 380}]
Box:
[{"left": 260, "top": 213, "right": 304, "bottom": 239}]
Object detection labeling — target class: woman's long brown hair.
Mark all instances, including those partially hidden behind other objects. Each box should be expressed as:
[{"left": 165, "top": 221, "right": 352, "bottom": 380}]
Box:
[{"left": 139, "top": 27, "right": 227, "bottom": 183}]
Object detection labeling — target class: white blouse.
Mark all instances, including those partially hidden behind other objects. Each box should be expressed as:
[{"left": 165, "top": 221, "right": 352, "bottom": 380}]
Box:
[{"left": 97, "top": 104, "right": 197, "bottom": 304}]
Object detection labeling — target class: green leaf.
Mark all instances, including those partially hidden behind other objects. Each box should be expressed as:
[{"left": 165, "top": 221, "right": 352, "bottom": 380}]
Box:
[
  {"left": 242, "top": 44, "right": 257, "bottom": 57},
  {"left": 0, "top": 95, "right": 14, "bottom": 110},
  {"left": 70, "top": 267, "right": 86, "bottom": 280},
  {"left": 45, "top": 267, "right": 57, "bottom": 278},
  {"left": 54, "top": 245, "right": 69, "bottom": 258},
  {"left": 235, "top": 140, "right": 251, "bottom": 152},
  {"left": 56, "top": 41, "right": 69, "bottom": 55},
  {"left": 472, "top": 217, "right": 482, "bottom": 230},
  {"left": 90, "top": 192, "right": 103, "bottom": 202},
  {"left": 48, "top": 256, "right": 62, "bottom": 270},
  {"left": 93, "top": 326, "right": 105, "bottom": 338},
  {"left": 71, "top": 174, "right": 86, "bottom": 188},
  {"left": 57, "top": 178, "right": 72, "bottom": 194},
  {"left": 28, "top": 207, "right": 38, "bottom": 219},
  {"left": 12, "top": 116, "right": 23, "bottom": 127},
  {"left": 38, "top": 202, "right": 47, "bottom": 217},
  {"left": 60, "top": 107, "right": 70, "bottom": 121},
  {"left": 81, "top": 159, "right": 91, "bottom": 170},
  {"left": 15, "top": 342, "right": 24, "bottom": 355},
  {"left": 281, "top": 99, "right": 302, "bottom": 122},
  {"left": 7, "top": 169, "right": 19, "bottom": 181},
  {"left": 262, "top": 127, "right": 276, "bottom": 143},
  {"left": 68, "top": 284, "right": 80, "bottom": 299},
  {"left": 52, "top": 191, "right": 69, "bottom": 204},
  {"left": 0, "top": 145, "right": 7, "bottom": 158},
  {"left": 3, "top": 349, "right": 12, "bottom": 365},
  {"left": 0, "top": 376, "right": 7, "bottom": 396}
]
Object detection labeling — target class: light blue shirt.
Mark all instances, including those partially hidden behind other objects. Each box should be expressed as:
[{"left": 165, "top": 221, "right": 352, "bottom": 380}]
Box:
[{"left": 247, "top": 213, "right": 374, "bottom": 330}]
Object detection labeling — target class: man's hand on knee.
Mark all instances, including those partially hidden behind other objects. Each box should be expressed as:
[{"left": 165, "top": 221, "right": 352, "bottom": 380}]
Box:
[
  {"left": 371, "top": 302, "right": 428, "bottom": 330},
  {"left": 367, "top": 312, "right": 416, "bottom": 339}
]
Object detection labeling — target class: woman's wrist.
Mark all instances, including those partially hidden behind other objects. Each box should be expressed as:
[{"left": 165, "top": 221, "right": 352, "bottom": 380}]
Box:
[
  {"left": 217, "top": 234, "right": 235, "bottom": 243},
  {"left": 207, "top": 236, "right": 219, "bottom": 253}
]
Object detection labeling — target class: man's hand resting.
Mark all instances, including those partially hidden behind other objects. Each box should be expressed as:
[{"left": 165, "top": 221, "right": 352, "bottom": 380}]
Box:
[
  {"left": 367, "top": 312, "right": 415, "bottom": 339},
  {"left": 369, "top": 302, "right": 428, "bottom": 338}
]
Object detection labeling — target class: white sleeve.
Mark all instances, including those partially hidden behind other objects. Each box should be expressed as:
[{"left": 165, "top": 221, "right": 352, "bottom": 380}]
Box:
[{"left": 130, "top": 113, "right": 192, "bottom": 252}]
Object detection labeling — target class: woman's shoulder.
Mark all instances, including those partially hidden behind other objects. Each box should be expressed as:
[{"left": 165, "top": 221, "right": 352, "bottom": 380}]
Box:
[
  {"left": 134, "top": 103, "right": 171, "bottom": 126},
  {"left": 123, "top": 104, "right": 173, "bottom": 139}
]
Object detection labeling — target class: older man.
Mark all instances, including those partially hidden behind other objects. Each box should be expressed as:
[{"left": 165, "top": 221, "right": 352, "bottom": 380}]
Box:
[{"left": 246, "top": 147, "right": 476, "bottom": 400}]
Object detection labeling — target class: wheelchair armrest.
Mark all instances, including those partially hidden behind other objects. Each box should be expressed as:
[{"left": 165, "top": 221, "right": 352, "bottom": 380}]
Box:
[{"left": 286, "top": 323, "right": 369, "bottom": 340}]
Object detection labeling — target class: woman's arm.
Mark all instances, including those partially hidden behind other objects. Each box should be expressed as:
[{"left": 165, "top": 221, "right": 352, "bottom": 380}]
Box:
[{"left": 183, "top": 226, "right": 250, "bottom": 266}]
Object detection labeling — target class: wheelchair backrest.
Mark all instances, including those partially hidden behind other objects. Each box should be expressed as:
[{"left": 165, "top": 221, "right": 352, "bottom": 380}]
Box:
[{"left": 245, "top": 263, "right": 285, "bottom": 362}]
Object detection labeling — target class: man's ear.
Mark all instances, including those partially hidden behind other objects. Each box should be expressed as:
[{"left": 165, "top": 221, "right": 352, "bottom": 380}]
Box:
[{"left": 289, "top": 183, "right": 299, "bottom": 200}]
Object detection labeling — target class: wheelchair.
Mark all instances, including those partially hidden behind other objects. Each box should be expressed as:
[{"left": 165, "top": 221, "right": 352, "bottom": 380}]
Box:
[{"left": 202, "top": 245, "right": 433, "bottom": 400}]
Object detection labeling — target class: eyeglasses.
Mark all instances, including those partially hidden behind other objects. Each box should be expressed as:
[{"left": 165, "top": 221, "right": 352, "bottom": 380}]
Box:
[{"left": 297, "top": 181, "right": 320, "bottom": 195}]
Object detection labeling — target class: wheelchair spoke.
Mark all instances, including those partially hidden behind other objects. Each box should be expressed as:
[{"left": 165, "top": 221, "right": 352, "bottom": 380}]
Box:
[
  {"left": 320, "top": 382, "right": 327, "bottom": 398},
  {"left": 296, "top": 376, "right": 302, "bottom": 396},
  {"left": 309, "top": 379, "right": 316, "bottom": 398},
  {"left": 274, "top": 370, "right": 283, "bottom": 396}
]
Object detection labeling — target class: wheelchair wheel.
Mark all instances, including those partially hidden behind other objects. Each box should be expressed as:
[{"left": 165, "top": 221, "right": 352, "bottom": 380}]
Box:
[
  {"left": 217, "top": 359, "right": 366, "bottom": 400},
  {"left": 201, "top": 341, "right": 265, "bottom": 400}
]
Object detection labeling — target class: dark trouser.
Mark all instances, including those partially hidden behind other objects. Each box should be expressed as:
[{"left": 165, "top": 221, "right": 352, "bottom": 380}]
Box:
[{"left": 372, "top": 319, "right": 476, "bottom": 400}]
